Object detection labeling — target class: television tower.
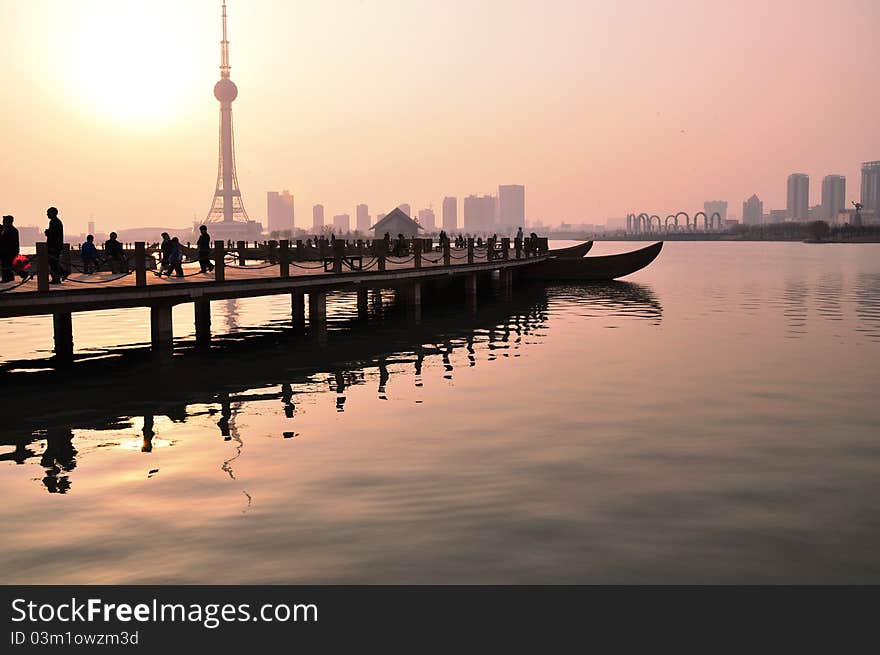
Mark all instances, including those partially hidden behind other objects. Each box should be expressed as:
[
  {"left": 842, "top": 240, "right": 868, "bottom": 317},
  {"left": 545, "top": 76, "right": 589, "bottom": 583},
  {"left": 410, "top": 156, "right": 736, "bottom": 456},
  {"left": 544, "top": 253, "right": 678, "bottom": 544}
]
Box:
[{"left": 206, "top": 1, "right": 249, "bottom": 224}]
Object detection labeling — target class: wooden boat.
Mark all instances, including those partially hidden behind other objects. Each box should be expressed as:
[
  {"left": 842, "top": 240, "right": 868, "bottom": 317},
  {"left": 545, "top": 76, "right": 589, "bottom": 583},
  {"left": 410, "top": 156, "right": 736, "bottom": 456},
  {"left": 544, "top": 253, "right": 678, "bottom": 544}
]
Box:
[
  {"left": 523, "top": 242, "right": 663, "bottom": 281},
  {"left": 548, "top": 241, "right": 593, "bottom": 258}
]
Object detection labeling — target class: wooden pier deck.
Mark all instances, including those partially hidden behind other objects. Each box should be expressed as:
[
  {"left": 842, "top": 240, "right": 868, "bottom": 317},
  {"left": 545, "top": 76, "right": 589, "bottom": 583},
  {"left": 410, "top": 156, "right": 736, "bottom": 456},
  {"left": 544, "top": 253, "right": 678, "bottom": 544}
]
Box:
[{"left": 0, "top": 238, "right": 548, "bottom": 359}]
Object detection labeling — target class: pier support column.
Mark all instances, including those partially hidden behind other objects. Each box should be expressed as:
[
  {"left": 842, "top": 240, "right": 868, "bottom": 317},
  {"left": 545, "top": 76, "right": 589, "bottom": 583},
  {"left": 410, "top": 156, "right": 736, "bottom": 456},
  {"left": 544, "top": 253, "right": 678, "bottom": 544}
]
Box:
[
  {"left": 291, "top": 291, "right": 305, "bottom": 329},
  {"left": 465, "top": 273, "right": 478, "bottom": 313},
  {"left": 194, "top": 298, "right": 211, "bottom": 348},
  {"left": 500, "top": 268, "right": 514, "bottom": 300},
  {"left": 405, "top": 281, "right": 422, "bottom": 324},
  {"left": 309, "top": 291, "right": 327, "bottom": 328},
  {"left": 357, "top": 287, "right": 369, "bottom": 320},
  {"left": 150, "top": 303, "right": 174, "bottom": 356},
  {"left": 52, "top": 312, "right": 73, "bottom": 361}
]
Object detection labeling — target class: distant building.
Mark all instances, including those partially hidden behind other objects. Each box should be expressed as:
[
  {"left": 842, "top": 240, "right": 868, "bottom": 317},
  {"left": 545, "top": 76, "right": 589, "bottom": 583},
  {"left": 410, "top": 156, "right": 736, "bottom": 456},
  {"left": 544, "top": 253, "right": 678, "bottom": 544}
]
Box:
[
  {"left": 786, "top": 173, "right": 809, "bottom": 221},
  {"left": 87, "top": 220, "right": 95, "bottom": 235},
  {"left": 267, "top": 190, "right": 295, "bottom": 234},
  {"left": 417, "top": 208, "right": 436, "bottom": 231},
  {"left": 498, "top": 185, "right": 525, "bottom": 229},
  {"left": 742, "top": 194, "right": 763, "bottom": 225},
  {"left": 463, "top": 194, "right": 496, "bottom": 233},
  {"left": 370, "top": 207, "right": 423, "bottom": 239},
  {"left": 861, "top": 161, "right": 880, "bottom": 214},
  {"left": 312, "top": 204, "right": 324, "bottom": 231},
  {"left": 820, "top": 175, "right": 846, "bottom": 221},
  {"left": 767, "top": 209, "right": 788, "bottom": 223},
  {"left": 703, "top": 200, "right": 728, "bottom": 222},
  {"left": 397, "top": 204, "right": 411, "bottom": 217},
  {"left": 376, "top": 213, "right": 386, "bottom": 223},
  {"left": 442, "top": 196, "right": 457, "bottom": 232},
  {"left": 332, "top": 214, "right": 350, "bottom": 232},
  {"left": 356, "top": 204, "right": 370, "bottom": 233}
]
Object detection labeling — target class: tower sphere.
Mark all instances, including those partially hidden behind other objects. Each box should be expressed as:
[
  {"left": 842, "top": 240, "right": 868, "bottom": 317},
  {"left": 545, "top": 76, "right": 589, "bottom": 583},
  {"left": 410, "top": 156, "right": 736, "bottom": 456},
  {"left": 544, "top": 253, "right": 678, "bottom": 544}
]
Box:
[{"left": 214, "top": 78, "right": 238, "bottom": 103}]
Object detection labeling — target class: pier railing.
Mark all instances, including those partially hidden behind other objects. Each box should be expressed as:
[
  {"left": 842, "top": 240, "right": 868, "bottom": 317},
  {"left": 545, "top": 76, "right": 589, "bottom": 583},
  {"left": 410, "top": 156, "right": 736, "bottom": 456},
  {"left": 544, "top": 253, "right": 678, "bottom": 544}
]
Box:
[{"left": 10, "top": 236, "right": 549, "bottom": 294}]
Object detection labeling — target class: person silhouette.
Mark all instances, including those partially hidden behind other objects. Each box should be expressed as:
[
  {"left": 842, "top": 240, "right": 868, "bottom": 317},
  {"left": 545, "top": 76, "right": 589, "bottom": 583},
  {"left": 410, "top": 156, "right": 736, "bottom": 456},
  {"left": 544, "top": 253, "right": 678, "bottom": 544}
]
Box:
[
  {"left": 197, "top": 225, "right": 215, "bottom": 273},
  {"left": 0, "top": 215, "right": 21, "bottom": 282},
  {"left": 45, "top": 207, "right": 66, "bottom": 283}
]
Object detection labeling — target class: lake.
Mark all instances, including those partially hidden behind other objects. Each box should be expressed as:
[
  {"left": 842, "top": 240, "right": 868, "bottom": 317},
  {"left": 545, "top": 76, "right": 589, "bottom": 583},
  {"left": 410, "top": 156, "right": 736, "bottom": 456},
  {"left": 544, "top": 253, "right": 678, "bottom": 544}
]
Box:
[{"left": 1, "top": 241, "right": 879, "bottom": 583}]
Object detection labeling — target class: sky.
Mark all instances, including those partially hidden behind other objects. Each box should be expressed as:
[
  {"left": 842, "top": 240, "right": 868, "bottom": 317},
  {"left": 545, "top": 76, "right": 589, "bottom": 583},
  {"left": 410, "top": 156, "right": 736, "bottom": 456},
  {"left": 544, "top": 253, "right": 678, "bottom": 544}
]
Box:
[{"left": 1, "top": 0, "right": 878, "bottom": 232}]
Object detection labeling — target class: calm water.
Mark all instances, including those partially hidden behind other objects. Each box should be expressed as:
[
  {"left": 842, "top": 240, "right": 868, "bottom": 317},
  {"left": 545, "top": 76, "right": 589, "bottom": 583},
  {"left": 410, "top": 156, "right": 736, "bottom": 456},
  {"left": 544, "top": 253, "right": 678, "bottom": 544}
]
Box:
[{"left": 1, "top": 241, "right": 879, "bottom": 583}]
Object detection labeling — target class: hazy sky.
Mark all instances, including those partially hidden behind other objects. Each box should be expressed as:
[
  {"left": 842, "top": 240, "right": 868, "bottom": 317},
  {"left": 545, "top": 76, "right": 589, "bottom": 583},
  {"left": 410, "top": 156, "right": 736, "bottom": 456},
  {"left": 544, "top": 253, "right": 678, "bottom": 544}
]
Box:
[{"left": 1, "top": 0, "right": 878, "bottom": 231}]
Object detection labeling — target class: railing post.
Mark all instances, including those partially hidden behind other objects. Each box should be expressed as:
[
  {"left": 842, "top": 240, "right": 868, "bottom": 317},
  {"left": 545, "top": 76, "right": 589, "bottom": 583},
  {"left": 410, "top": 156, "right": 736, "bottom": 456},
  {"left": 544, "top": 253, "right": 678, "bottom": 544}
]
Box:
[
  {"left": 514, "top": 237, "right": 522, "bottom": 260},
  {"left": 296, "top": 239, "right": 304, "bottom": 261},
  {"left": 319, "top": 237, "right": 328, "bottom": 260},
  {"left": 36, "top": 242, "right": 49, "bottom": 292},
  {"left": 135, "top": 241, "right": 147, "bottom": 287},
  {"left": 333, "top": 239, "right": 344, "bottom": 274},
  {"left": 236, "top": 240, "right": 246, "bottom": 266},
  {"left": 267, "top": 240, "right": 278, "bottom": 264},
  {"left": 413, "top": 239, "right": 422, "bottom": 268},
  {"left": 214, "top": 240, "right": 225, "bottom": 282},
  {"left": 443, "top": 239, "right": 451, "bottom": 266},
  {"left": 501, "top": 237, "right": 510, "bottom": 260},
  {"left": 467, "top": 238, "right": 474, "bottom": 264},
  {"left": 378, "top": 240, "right": 387, "bottom": 272},
  {"left": 279, "top": 240, "right": 290, "bottom": 278}
]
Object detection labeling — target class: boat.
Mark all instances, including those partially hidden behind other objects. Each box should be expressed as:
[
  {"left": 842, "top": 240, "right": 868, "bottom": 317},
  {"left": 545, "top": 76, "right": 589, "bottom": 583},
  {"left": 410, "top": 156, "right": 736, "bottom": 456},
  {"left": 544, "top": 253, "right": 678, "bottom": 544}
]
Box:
[
  {"left": 548, "top": 241, "right": 593, "bottom": 258},
  {"left": 523, "top": 242, "right": 663, "bottom": 281}
]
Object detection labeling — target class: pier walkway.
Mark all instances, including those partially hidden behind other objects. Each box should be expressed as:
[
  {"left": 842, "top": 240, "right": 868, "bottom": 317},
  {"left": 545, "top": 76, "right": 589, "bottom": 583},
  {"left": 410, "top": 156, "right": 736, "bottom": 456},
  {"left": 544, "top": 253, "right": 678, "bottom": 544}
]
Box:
[{"left": 0, "top": 238, "right": 549, "bottom": 359}]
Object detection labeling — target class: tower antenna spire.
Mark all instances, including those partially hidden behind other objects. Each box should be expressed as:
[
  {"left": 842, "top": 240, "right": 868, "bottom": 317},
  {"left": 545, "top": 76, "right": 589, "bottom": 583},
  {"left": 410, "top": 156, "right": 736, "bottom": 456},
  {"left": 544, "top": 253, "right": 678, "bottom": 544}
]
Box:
[{"left": 220, "top": 1, "right": 231, "bottom": 79}]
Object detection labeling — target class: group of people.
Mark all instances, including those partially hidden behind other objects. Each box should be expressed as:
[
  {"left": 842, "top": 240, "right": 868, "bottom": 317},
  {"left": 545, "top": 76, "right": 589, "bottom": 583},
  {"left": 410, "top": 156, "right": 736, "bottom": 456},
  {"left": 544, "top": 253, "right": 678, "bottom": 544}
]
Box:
[
  {"left": 0, "top": 208, "right": 66, "bottom": 284},
  {"left": 1, "top": 206, "right": 220, "bottom": 286},
  {"left": 156, "top": 225, "right": 214, "bottom": 277}
]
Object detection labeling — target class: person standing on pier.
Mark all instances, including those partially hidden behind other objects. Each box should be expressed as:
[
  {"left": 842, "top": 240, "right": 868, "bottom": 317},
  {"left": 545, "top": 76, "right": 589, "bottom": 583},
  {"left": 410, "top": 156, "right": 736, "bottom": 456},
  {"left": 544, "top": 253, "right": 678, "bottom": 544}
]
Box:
[
  {"left": 167, "top": 237, "right": 184, "bottom": 277},
  {"left": 196, "top": 225, "right": 215, "bottom": 274},
  {"left": 44, "top": 207, "right": 65, "bottom": 283},
  {"left": 157, "top": 232, "right": 172, "bottom": 276},
  {"left": 1, "top": 215, "right": 21, "bottom": 282}
]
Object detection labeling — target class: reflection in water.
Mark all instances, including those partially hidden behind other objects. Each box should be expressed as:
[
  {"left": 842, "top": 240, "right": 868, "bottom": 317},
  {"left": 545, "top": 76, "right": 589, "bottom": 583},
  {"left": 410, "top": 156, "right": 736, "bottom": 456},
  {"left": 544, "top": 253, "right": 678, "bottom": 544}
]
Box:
[
  {"left": 4, "top": 280, "right": 663, "bottom": 491},
  {"left": 549, "top": 281, "right": 663, "bottom": 324},
  {"left": 783, "top": 278, "right": 809, "bottom": 339},
  {"left": 854, "top": 273, "right": 880, "bottom": 341},
  {"left": 39, "top": 428, "right": 77, "bottom": 494}
]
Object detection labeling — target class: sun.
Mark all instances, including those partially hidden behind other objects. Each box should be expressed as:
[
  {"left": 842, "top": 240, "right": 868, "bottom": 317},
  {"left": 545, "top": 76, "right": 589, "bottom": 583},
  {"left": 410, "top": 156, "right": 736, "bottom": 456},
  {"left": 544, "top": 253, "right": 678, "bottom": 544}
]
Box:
[{"left": 69, "top": 2, "right": 204, "bottom": 125}]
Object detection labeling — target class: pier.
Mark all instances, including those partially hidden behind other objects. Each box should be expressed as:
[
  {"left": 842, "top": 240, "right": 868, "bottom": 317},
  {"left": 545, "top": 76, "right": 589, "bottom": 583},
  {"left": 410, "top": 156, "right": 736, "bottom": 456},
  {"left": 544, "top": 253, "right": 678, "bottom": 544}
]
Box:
[{"left": 0, "top": 237, "right": 549, "bottom": 359}]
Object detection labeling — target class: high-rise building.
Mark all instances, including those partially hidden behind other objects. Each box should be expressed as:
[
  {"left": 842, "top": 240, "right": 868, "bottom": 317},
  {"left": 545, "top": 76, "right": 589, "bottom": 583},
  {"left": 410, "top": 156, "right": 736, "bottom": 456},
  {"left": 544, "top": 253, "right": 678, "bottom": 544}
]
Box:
[
  {"left": 463, "top": 195, "right": 496, "bottom": 233},
  {"left": 742, "top": 194, "right": 763, "bottom": 225},
  {"left": 375, "top": 213, "right": 386, "bottom": 224},
  {"left": 87, "top": 220, "right": 95, "bottom": 235},
  {"left": 332, "top": 214, "right": 350, "bottom": 232},
  {"left": 861, "top": 161, "right": 880, "bottom": 213},
  {"left": 498, "top": 185, "right": 525, "bottom": 229},
  {"left": 418, "top": 208, "right": 436, "bottom": 231},
  {"left": 356, "top": 204, "right": 370, "bottom": 233},
  {"left": 703, "top": 200, "right": 728, "bottom": 222},
  {"left": 786, "top": 173, "right": 810, "bottom": 221},
  {"left": 821, "top": 175, "right": 846, "bottom": 221},
  {"left": 442, "top": 197, "right": 457, "bottom": 231},
  {"left": 397, "top": 204, "right": 411, "bottom": 217},
  {"left": 267, "top": 190, "right": 295, "bottom": 234},
  {"left": 312, "top": 204, "right": 324, "bottom": 231}
]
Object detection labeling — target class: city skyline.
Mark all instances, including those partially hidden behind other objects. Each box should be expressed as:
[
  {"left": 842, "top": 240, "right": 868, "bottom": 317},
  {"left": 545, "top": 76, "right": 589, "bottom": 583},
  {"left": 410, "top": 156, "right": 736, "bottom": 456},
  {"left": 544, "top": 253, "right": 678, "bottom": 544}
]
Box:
[{"left": 1, "top": 0, "right": 878, "bottom": 232}]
